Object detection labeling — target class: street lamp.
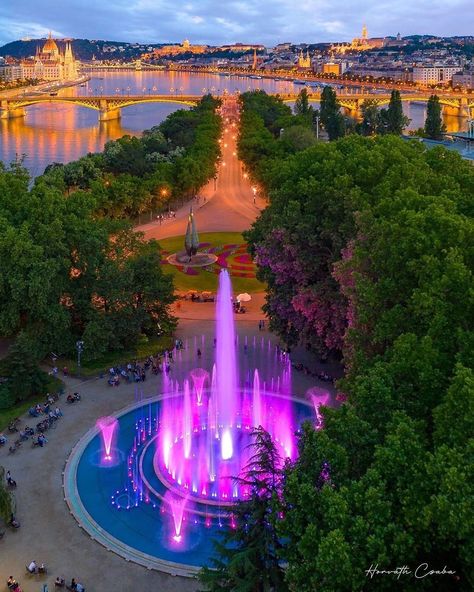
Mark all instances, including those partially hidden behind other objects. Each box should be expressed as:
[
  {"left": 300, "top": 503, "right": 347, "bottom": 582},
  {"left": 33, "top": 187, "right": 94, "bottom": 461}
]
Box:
[
  {"left": 315, "top": 115, "right": 320, "bottom": 141},
  {"left": 76, "top": 340, "right": 84, "bottom": 377}
]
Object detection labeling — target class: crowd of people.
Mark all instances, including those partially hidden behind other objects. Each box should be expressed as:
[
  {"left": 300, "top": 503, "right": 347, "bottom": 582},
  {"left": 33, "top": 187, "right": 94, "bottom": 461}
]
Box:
[
  {"left": 0, "top": 391, "right": 67, "bottom": 453},
  {"left": 6, "top": 574, "right": 85, "bottom": 591},
  {"left": 106, "top": 352, "right": 174, "bottom": 386},
  {"left": 292, "top": 362, "right": 334, "bottom": 383}
]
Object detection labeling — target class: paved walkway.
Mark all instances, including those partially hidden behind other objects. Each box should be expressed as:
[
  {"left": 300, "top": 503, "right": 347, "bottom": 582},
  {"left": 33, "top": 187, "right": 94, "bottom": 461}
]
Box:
[{"left": 136, "top": 117, "right": 266, "bottom": 241}]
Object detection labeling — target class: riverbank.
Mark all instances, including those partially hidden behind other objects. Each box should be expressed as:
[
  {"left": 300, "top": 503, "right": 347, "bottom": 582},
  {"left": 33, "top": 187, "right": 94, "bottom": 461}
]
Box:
[{"left": 0, "top": 74, "right": 90, "bottom": 99}]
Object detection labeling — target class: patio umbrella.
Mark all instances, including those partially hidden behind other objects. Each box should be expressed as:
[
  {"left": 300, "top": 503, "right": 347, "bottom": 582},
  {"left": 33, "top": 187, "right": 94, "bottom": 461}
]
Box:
[{"left": 237, "top": 293, "right": 251, "bottom": 302}]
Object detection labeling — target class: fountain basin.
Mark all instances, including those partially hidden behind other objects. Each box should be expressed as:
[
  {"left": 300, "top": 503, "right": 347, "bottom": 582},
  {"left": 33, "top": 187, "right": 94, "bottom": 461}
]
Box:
[{"left": 64, "top": 392, "right": 313, "bottom": 574}]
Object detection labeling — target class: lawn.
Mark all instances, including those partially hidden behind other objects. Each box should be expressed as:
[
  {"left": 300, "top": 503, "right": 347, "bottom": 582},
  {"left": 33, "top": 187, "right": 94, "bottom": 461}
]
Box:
[
  {"left": 0, "top": 376, "right": 63, "bottom": 431},
  {"left": 59, "top": 334, "right": 174, "bottom": 378},
  {"left": 159, "top": 232, "right": 265, "bottom": 294}
]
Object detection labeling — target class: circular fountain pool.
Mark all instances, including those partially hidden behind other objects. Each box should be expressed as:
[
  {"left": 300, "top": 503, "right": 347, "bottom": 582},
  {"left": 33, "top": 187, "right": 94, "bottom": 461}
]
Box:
[
  {"left": 64, "top": 270, "right": 321, "bottom": 575},
  {"left": 64, "top": 392, "right": 314, "bottom": 575}
]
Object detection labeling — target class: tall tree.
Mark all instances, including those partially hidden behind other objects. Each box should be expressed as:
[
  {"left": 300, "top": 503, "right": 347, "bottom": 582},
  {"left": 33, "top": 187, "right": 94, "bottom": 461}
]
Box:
[
  {"left": 294, "top": 88, "right": 314, "bottom": 127},
  {"left": 199, "top": 427, "right": 287, "bottom": 592},
  {"left": 424, "top": 95, "right": 446, "bottom": 140},
  {"left": 380, "top": 90, "right": 410, "bottom": 135},
  {"left": 319, "top": 86, "right": 345, "bottom": 140},
  {"left": 359, "top": 99, "right": 382, "bottom": 136}
]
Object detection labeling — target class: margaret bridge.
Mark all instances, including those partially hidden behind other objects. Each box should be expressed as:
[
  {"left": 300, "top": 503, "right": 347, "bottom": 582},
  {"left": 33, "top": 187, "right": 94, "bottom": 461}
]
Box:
[{"left": 1, "top": 91, "right": 473, "bottom": 122}]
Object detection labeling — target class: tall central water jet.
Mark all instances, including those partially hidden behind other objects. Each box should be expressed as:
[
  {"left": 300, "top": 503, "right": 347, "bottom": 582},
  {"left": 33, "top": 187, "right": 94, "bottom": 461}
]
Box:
[{"left": 215, "top": 270, "right": 238, "bottom": 460}]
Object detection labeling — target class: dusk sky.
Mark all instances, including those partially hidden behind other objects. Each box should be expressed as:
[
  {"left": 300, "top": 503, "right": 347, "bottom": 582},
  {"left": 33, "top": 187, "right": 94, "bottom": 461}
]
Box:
[{"left": 1, "top": 0, "right": 473, "bottom": 47}]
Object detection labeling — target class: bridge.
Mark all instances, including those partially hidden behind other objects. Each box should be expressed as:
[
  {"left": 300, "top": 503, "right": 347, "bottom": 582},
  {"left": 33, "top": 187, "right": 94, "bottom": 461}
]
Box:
[
  {"left": 278, "top": 92, "right": 474, "bottom": 117},
  {"left": 0, "top": 94, "right": 201, "bottom": 121},
  {"left": 1, "top": 90, "right": 473, "bottom": 121}
]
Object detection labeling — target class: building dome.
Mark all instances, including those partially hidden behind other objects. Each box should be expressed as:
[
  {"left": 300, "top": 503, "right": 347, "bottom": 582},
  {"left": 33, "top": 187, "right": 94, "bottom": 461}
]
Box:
[{"left": 43, "top": 32, "right": 59, "bottom": 54}]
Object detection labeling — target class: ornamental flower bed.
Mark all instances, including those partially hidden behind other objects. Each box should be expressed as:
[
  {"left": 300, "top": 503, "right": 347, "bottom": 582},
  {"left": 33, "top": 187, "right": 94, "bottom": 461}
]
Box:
[{"left": 161, "top": 242, "right": 257, "bottom": 279}]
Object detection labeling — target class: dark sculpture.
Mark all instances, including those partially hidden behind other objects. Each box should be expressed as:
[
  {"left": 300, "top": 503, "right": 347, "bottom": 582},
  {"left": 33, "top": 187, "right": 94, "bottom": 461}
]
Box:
[{"left": 184, "top": 207, "right": 200, "bottom": 262}]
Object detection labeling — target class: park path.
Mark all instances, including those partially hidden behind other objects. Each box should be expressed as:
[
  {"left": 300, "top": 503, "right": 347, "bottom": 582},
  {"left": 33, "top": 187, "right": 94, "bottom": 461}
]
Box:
[{"left": 136, "top": 96, "right": 266, "bottom": 241}]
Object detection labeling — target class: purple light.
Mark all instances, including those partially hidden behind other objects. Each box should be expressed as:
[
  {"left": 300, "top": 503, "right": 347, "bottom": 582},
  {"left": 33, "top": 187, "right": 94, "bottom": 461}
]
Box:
[
  {"left": 306, "top": 387, "right": 330, "bottom": 430},
  {"left": 126, "top": 269, "right": 317, "bottom": 547},
  {"left": 190, "top": 368, "right": 209, "bottom": 406},
  {"left": 165, "top": 491, "right": 187, "bottom": 542},
  {"left": 97, "top": 416, "right": 118, "bottom": 463}
]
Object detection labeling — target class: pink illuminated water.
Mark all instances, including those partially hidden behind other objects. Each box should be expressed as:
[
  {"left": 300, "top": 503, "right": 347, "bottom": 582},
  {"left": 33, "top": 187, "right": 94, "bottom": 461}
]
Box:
[
  {"left": 215, "top": 270, "right": 238, "bottom": 460},
  {"left": 164, "top": 491, "right": 187, "bottom": 542},
  {"left": 97, "top": 416, "right": 118, "bottom": 461},
  {"left": 306, "top": 387, "right": 330, "bottom": 429},
  {"left": 155, "top": 270, "right": 299, "bottom": 514},
  {"left": 190, "top": 368, "right": 209, "bottom": 406}
]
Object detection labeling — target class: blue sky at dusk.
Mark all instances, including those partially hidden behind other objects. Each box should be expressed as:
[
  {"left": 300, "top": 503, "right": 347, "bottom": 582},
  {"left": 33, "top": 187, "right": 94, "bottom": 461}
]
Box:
[{"left": 1, "top": 0, "right": 473, "bottom": 47}]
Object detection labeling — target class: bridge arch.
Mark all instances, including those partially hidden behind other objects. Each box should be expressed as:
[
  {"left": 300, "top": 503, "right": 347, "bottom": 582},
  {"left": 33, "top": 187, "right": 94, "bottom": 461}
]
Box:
[{"left": 0, "top": 94, "right": 200, "bottom": 121}]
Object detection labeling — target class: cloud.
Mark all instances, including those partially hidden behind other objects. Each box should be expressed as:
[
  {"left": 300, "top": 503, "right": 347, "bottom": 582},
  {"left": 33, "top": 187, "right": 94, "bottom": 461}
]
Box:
[{"left": 0, "top": 0, "right": 473, "bottom": 47}]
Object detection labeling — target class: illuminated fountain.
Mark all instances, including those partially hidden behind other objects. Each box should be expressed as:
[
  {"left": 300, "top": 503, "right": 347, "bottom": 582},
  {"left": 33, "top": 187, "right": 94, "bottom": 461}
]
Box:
[
  {"left": 147, "top": 270, "right": 297, "bottom": 526},
  {"left": 97, "top": 416, "right": 118, "bottom": 462},
  {"left": 306, "top": 386, "right": 330, "bottom": 429},
  {"left": 69, "top": 268, "right": 317, "bottom": 568}
]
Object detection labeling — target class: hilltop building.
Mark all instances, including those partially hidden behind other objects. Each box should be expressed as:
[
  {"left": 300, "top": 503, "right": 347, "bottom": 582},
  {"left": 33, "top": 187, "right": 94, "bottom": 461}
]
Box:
[
  {"left": 20, "top": 33, "right": 78, "bottom": 81},
  {"left": 332, "top": 24, "right": 384, "bottom": 54},
  {"left": 142, "top": 40, "right": 208, "bottom": 59}
]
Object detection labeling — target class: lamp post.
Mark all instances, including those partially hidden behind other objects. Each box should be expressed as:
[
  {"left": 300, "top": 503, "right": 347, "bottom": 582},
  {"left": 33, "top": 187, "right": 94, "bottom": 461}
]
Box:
[{"left": 76, "top": 340, "right": 84, "bottom": 377}]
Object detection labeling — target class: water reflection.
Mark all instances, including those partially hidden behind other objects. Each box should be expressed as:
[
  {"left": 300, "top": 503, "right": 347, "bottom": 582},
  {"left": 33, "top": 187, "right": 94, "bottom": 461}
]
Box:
[{"left": 0, "top": 70, "right": 468, "bottom": 177}]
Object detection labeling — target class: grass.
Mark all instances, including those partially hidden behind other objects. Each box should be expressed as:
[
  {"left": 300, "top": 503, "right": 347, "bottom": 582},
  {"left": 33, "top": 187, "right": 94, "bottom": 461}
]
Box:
[
  {"left": 0, "top": 376, "right": 63, "bottom": 431},
  {"left": 60, "top": 334, "right": 174, "bottom": 378},
  {"left": 159, "top": 232, "right": 266, "bottom": 294}
]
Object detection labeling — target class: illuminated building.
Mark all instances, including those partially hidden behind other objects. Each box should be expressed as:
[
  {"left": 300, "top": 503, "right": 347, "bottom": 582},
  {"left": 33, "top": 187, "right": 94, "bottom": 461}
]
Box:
[
  {"left": 143, "top": 40, "right": 208, "bottom": 59},
  {"left": 322, "top": 62, "right": 344, "bottom": 75},
  {"left": 413, "top": 66, "right": 461, "bottom": 86},
  {"left": 20, "top": 32, "right": 78, "bottom": 81},
  {"left": 332, "top": 24, "right": 383, "bottom": 54},
  {"left": 297, "top": 49, "right": 311, "bottom": 69}
]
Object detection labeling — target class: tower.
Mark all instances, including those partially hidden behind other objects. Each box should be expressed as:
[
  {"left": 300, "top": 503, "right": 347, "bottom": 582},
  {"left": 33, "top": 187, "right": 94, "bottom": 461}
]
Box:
[
  {"left": 252, "top": 47, "right": 257, "bottom": 70},
  {"left": 63, "top": 41, "right": 77, "bottom": 80},
  {"left": 362, "top": 24, "right": 368, "bottom": 40}
]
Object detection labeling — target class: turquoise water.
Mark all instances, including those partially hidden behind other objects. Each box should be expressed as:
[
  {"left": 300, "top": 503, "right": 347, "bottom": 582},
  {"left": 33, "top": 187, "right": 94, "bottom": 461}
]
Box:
[{"left": 75, "top": 396, "right": 313, "bottom": 568}]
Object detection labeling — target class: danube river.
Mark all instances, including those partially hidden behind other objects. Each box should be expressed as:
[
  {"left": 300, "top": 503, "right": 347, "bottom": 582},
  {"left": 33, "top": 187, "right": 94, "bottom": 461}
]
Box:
[{"left": 0, "top": 70, "right": 468, "bottom": 177}]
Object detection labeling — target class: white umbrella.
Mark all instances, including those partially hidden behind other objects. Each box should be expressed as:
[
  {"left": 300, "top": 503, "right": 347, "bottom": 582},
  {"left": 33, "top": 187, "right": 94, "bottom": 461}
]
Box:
[{"left": 237, "top": 293, "right": 251, "bottom": 302}]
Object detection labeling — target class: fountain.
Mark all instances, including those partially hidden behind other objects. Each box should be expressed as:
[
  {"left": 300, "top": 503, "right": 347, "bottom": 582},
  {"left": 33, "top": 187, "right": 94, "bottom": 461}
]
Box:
[
  {"left": 306, "top": 386, "right": 330, "bottom": 429},
  {"left": 97, "top": 416, "right": 118, "bottom": 462},
  {"left": 68, "top": 268, "right": 317, "bottom": 571}
]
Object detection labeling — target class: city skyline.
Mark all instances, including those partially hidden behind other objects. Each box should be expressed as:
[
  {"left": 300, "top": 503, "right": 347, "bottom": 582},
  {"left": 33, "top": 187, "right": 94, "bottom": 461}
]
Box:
[{"left": 1, "top": 0, "right": 474, "bottom": 48}]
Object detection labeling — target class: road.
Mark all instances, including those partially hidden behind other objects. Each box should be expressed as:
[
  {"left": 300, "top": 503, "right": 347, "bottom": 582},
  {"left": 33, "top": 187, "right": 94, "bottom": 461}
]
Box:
[{"left": 137, "top": 96, "right": 266, "bottom": 241}]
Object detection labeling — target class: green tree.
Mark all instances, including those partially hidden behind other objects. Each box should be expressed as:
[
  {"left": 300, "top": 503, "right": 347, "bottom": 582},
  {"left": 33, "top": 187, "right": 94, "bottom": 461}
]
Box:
[
  {"left": 0, "top": 467, "right": 14, "bottom": 523},
  {"left": 319, "top": 86, "right": 345, "bottom": 140},
  {"left": 424, "top": 95, "right": 446, "bottom": 140},
  {"left": 359, "top": 99, "right": 382, "bottom": 136},
  {"left": 380, "top": 90, "right": 410, "bottom": 135},
  {"left": 280, "top": 125, "right": 317, "bottom": 152},
  {"left": 199, "top": 427, "right": 287, "bottom": 592},
  {"left": 294, "top": 88, "right": 314, "bottom": 126}
]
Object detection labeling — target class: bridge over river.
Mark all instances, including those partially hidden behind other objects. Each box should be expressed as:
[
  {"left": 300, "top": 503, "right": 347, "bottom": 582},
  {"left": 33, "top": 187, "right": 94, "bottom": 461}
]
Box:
[{"left": 1, "top": 90, "right": 473, "bottom": 121}]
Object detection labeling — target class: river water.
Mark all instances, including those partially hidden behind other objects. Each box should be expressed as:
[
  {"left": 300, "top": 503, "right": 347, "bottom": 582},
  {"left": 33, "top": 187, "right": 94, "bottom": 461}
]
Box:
[{"left": 0, "top": 70, "right": 468, "bottom": 177}]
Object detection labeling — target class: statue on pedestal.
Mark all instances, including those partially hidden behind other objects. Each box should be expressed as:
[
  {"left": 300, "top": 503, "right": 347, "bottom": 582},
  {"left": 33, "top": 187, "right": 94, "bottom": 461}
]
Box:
[{"left": 184, "top": 207, "right": 200, "bottom": 262}]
